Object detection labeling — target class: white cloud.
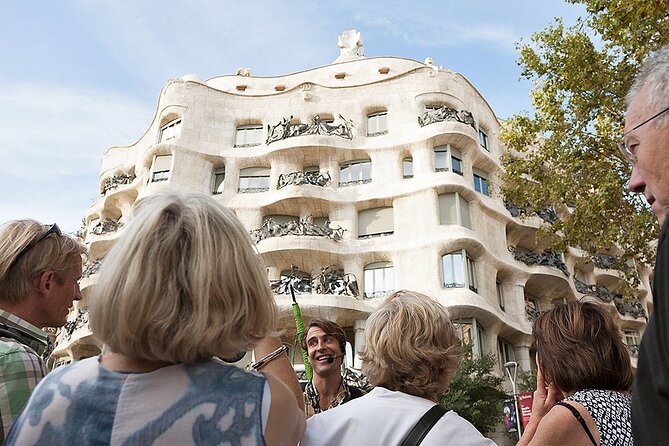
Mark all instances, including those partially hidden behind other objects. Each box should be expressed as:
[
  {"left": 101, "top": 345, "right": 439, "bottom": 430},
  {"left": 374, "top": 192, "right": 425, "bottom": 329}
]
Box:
[{"left": 0, "top": 82, "right": 151, "bottom": 232}]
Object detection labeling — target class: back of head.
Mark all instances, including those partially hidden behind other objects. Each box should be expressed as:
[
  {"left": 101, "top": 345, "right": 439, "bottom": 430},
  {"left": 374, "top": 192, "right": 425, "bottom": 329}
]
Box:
[
  {"left": 628, "top": 44, "right": 669, "bottom": 128},
  {"left": 89, "top": 190, "right": 276, "bottom": 363},
  {"left": 300, "top": 317, "right": 346, "bottom": 353},
  {"left": 360, "top": 290, "right": 461, "bottom": 399},
  {"left": 533, "top": 300, "right": 633, "bottom": 393},
  {"left": 0, "top": 220, "right": 86, "bottom": 305}
]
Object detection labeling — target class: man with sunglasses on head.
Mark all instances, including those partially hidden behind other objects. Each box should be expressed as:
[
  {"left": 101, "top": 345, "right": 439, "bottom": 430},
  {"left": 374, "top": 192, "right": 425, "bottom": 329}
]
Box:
[
  {"left": 620, "top": 44, "right": 669, "bottom": 444},
  {"left": 0, "top": 220, "right": 86, "bottom": 440}
]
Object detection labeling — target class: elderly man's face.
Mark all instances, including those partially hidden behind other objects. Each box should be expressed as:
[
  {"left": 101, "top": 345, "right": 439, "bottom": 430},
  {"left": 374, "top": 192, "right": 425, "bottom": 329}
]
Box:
[{"left": 626, "top": 85, "right": 669, "bottom": 227}]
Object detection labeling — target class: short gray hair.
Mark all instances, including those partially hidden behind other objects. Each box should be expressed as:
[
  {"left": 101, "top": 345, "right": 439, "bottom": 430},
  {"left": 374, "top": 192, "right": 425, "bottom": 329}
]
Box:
[
  {"left": 627, "top": 44, "right": 669, "bottom": 128},
  {"left": 360, "top": 290, "right": 461, "bottom": 399}
]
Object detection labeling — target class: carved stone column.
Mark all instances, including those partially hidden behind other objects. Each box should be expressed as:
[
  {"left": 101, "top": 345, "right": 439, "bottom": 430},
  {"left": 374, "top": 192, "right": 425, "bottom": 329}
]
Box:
[
  {"left": 354, "top": 319, "right": 367, "bottom": 369},
  {"left": 514, "top": 345, "right": 532, "bottom": 373}
]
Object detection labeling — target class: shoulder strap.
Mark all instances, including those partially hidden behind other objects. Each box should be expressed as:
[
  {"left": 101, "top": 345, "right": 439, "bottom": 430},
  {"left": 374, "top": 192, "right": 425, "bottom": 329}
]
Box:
[
  {"left": 557, "top": 401, "right": 597, "bottom": 446},
  {"left": 399, "top": 404, "right": 447, "bottom": 446}
]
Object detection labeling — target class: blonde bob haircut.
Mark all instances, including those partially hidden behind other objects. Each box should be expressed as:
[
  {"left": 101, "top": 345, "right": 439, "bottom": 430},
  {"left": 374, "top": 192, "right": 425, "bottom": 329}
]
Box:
[
  {"left": 0, "top": 219, "right": 86, "bottom": 305},
  {"left": 360, "top": 290, "right": 461, "bottom": 399},
  {"left": 89, "top": 190, "right": 277, "bottom": 363}
]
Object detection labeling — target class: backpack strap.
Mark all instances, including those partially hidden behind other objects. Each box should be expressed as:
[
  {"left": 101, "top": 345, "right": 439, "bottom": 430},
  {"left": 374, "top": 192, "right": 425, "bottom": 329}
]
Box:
[
  {"left": 399, "top": 404, "right": 447, "bottom": 446},
  {"left": 557, "top": 401, "right": 597, "bottom": 446}
]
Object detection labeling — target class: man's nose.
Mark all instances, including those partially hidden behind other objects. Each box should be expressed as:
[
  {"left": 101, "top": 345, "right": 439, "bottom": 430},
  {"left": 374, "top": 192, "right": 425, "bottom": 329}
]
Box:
[
  {"left": 628, "top": 166, "right": 645, "bottom": 193},
  {"left": 73, "top": 283, "right": 82, "bottom": 301}
]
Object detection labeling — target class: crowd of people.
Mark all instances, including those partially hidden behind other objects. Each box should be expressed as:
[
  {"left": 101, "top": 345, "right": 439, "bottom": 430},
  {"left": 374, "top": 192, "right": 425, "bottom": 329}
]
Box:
[{"left": 0, "top": 41, "right": 667, "bottom": 446}]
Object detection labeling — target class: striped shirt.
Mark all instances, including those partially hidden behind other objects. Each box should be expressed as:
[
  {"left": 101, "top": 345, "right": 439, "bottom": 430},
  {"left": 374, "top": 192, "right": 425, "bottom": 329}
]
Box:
[{"left": 0, "top": 311, "right": 47, "bottom": 442}]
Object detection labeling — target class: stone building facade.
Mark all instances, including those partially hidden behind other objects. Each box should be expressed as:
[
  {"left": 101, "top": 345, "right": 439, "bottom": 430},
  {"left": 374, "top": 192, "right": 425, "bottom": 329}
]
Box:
[{"left": 52, "top": 32, "right": 650, "bottom": 387}]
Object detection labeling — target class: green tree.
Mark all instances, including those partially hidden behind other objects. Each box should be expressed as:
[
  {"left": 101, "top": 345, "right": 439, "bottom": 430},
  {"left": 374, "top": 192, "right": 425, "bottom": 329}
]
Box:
[
  {"left": 440, "top": 347, "right": 508, "bottom": 434},
  {"left": 501, "top": 1, "right": 669, "bottom": 287}
]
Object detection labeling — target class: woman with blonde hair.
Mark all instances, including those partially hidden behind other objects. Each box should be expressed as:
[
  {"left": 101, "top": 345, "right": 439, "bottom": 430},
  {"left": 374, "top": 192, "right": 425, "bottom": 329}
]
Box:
[
  {"left": 7, "top": 190, "right": 305, "bottom": 445},
  {"left": 518, "top": 300, "right": 633, "bottom": 446},
  {"left": 301, "top": 290, "right": 495, "bottom": 445}
]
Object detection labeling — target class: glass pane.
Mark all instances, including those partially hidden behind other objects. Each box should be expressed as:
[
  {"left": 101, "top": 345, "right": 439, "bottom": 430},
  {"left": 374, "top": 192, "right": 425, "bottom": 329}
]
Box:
[
  {"left": 453, "top": 253, "right": 463, "bottom": 284},
  {"left": 364, "top": 269, "right": 374, "bottom": 296},
  {"left": 403, "top": 159, "right": 413, "bottom": 177},
  {"left": 362, "top": 162, "right": 371, "bottom": 180},
  {"left": 368, "top": 116, "right": 378, "bottom": 133},
  {"left": 481, "top": 179, "right": 489, "bottom": 196},
  {"left": 385, "top": 267, "right": 394, "bottom": 291},
  {"left": 351, "top": 163, "right": 362, "bottom": 181},
  {"left": 260, "top": 176, "right": 270, "bottom": 189},
  {"left": 459, "top": 194, "right": 471, "bottom": 229},
  {"left": 474, "top": 175, "right": 482, "bottom": 193},
  {"left": 439, "top": 193, "right": 457, "bottom": 225},
  {"left": 452, "top": 156, "right": 463, "bottom": 174},
  {"left": 340, "top": 165, "right": 350, "bottom": 182},
  {"left": 249, "top": 128, "right": 263, "bottom": 145},
  {"left": 214, "top": 173, "right": 225, "bottom": 193},
  {"left": 435, "top": 151, "right": 448, "bottom": 170},
  {"left": 374, "top": 268, "right": 384, "bottom": 291},
  {"left": 378, "top": 113, "right": 387, "bottom": 132}
]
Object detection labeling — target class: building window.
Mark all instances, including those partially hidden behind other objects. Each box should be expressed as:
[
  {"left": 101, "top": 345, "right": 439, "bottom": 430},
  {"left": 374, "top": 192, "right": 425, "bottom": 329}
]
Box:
[
  {"left": 525, "top": 297, "right": 540, "bottom": 321},
  {"left": 473, "top": 169, "right": 490, "bottom": 196},
  {"left": 478, "top": 129, "right": 489, "bottom": 151},
  {"left": 212, "top": 168, "right": 226, "bottom": 195},
  {"left": 403, "top": 158, "right": 413, "bottom": 178},
  {"left": 496, "top": 280, "right": 505, "bottom": 311},
  {"left": 624, "top": 330, "right": 640, "bottom": 348},
  {"left": 363, "top": 262, "right": 394, "bottom": 298},
  {"left": 434, "top": 145, "right": 463, "bottom": 175},
  {"left": 438, "top": 192, "right": 471, "bottom": 229},
  {"left": 358, "top": 207, "right": 394, "bottom": 239},
  {"left": 150, "top": 154, "right": 172, "bottom": 183},
  {"left": 497, "top": 338, "right": 515, "bottom": 372},
  {"left": 451, "top": 148, "right": 463, "bottom": 175},
  {"left": 442, "top": 249, "right": 477, "bottom": 292},
  {"left": 367, "top": 111, "right": 388, "bottom": 137},
  {"left": 453, "top": 318, "right": 486, "bottom": 358},
  {"left": 235, "top": 125, "right": 263, "bottom": 148},
  {"left": 238, "top": 167, "right": 270, "bottom": 193},
  {"left": 340, "top": 160, "right": 371, "bottom": 187},
  {"left": 158, "top": 119, "right": 181, "bottom": 143},
  {"left": 434, "top": 147, "right": 449, "bottom": 172}
]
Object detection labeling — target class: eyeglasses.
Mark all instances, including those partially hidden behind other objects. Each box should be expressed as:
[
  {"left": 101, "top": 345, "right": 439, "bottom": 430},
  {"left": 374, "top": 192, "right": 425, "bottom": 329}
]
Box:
[
  {"left": 11, "top": 223, "right": 62, "bottom": 269},
  {"left": 618, "top": 104, "right": 669, "bottom": 166}
]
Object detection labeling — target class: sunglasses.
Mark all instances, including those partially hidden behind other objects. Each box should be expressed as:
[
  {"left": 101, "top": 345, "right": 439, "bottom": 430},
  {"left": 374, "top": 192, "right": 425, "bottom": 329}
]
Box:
[{"left": 11, "top": 223, "right": 62, "bottom": 269}]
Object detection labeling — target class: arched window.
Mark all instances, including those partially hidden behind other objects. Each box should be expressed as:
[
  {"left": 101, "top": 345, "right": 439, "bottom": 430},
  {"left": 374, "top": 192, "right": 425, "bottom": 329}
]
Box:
[
  {"left": 358, "top": 207, "right": 394, "bottom": 239},
  {"left": 367, "top": 111, "right": 388, "bottom": 137},
  {"left": 442, "top": 249, "right": 477, "bottom": 292},
  {"left": 150, "top": 154, "right": 172, "bottom": 183},
  {"left": 438, "top": 192, "right": 471, "bottom": 229},
  {"left": 235, "top": 124, "right": 263, "bottom": 147},
  {"left": 363, "top": 262, "right": 394, "bottom": 299},
  {"left": 158, "top": 119, "right": 181, "bottom": 143},
  {"left": 212, "top": 167, "right": 225, "bottom": 194},
  {"left": 238, "top": 167, "right": 270, "bottom": 193},
  {"left": 340, "top": 160, "right": 372, "bottom": 187}
]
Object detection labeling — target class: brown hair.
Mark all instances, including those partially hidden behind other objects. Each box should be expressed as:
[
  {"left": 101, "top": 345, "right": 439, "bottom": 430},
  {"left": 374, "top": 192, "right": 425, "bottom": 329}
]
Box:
[
  {"left": 300, "top": 317, "right": 346, "bottom": 353},
  {"left": 533, "top": 301, "right": 633, "bottom": 393},
  {"left": 359, "top": 290, "right": 461, "bottom": 399}
]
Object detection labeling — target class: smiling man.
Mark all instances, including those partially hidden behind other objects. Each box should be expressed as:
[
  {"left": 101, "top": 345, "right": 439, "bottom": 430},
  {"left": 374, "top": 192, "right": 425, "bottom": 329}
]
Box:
[
  {"left": 0, "top": 220, "right": 86, "bottom": 441},
  {"left": 620, "top": 44, "right": 669, "bottom": 445},
  {"left": 300, "top": 318, "right": 364, "bottom": 417}
]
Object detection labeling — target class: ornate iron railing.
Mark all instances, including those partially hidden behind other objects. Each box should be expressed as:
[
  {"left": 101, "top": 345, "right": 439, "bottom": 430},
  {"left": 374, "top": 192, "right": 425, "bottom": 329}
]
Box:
[
  {"left": 250, "top": 217, "right": 345, "bottom": 243},
  {"left": 508, "top": 245, "right": 569, "bottom": 276},
  {"left": 418, "top": 106, "right": 476, "bottom": 129},
  {"left": 266, "top": 114, "right": 353, "bottom": 144},
  {"left": 277, "top": 171, "right": 331, "bottom": 189}
]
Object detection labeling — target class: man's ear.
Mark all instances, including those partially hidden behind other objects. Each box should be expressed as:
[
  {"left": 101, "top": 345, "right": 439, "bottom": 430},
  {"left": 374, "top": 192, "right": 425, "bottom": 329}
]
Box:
[{"left": 38, "top": 270, "right": 56, "bottom": 297}]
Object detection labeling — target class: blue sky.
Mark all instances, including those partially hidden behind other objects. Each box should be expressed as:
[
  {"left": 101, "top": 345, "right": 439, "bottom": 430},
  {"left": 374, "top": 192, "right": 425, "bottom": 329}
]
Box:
[{"left": 0, "top": 0, "right": 585, "bottom": 233}]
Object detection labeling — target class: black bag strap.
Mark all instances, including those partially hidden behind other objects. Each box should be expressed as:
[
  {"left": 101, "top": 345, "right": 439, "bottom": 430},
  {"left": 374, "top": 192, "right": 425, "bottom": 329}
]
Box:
[
  {"left": 557, "top": 401, "right": 597, "bottom": 446},
  {"left": 399, "top": 404, "right": 448, "bottom": 446}
]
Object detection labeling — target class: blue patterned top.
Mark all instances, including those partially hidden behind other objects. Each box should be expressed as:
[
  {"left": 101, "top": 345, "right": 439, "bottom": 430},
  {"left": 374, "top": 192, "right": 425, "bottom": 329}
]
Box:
[{"left": 6, "top": 356, "right": 266, "bottom": 445}]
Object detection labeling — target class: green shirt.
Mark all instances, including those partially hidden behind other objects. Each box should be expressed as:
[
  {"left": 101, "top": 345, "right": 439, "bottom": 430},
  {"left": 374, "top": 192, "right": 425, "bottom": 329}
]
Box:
[{"left": 0, "top": 312, "right": 47, "bottom": 442}]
